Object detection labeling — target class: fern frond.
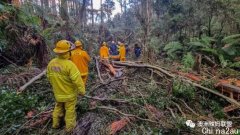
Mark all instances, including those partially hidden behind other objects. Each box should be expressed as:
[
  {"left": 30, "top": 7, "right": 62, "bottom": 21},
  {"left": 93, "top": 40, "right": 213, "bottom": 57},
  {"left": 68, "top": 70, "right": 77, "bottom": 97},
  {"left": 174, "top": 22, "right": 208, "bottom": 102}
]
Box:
[
  {"left": 164, "top": 41, "right": 183, "bottom": 59},
  {"left": 201, "top": 48, "right": 218, "bottom": 56},
  {"left": 188, "top": 41, "right": 207, "bottom": 51},
  {"left": 222, "top": 34, "right": 240, "bottom": 44},
  {"left": 163, "top": 41, "right": 183, "bottom": 51},
  {"left": 182, "top": 52, "right": 195, "bottom": 69},
  {"left": 200, "top": 36, "right": 215, "bottom": 46},
  {"left": 229, "top": 61, "right": 240, "bottom": 68}
]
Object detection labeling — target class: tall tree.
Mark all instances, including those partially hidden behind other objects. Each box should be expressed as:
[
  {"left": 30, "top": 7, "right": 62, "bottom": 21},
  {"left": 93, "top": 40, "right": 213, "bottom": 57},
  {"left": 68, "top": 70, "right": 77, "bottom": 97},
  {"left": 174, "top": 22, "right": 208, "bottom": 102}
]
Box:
[
  {"left": 100, "top": 0, "right": 103, "bottom": 24},
  {"left": 91, "top": 0, "right": 94, "bottom": 27},
  {"left": 52, "top": 0, "right": 57, "bottom": 15},
  {"left": 103, "top": 0, "right": 115, "bottom": 21},
  {"left": 134, "top": 0, "right": 153, "bottom": 60}
]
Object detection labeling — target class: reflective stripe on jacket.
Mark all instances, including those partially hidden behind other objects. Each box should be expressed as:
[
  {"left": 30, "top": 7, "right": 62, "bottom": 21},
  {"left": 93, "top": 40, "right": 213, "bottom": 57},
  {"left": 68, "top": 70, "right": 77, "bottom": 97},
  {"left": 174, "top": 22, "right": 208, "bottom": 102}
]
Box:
[{"left": 47, "top": 58, "right": 85, "bottom": 102}]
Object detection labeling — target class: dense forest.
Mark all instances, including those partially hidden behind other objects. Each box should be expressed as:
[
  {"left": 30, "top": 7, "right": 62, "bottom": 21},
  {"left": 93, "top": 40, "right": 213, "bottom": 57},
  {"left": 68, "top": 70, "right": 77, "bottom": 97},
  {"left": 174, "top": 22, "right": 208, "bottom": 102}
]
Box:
[{"left": 0, "top": 0, "right": 240, "bottom": 134}]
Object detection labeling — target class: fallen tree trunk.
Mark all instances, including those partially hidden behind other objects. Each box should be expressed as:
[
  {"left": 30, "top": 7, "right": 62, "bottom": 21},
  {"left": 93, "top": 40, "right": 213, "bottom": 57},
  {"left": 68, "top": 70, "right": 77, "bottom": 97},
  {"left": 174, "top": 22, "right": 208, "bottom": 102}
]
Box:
[
  {"left": 217, "top": 83, "right": 240, "bottom": 93},
  {"left": 112, "top": 61, "right": 173, "bottom": 77},
  {"left": 95, "top": 57, "right": 104, "bottom": 83},
  {"left": 18, "top": 69, "right": 46, "bottom": 93},
  {"left": 112, "top": 61, "right": 240, "bottom": 108}
]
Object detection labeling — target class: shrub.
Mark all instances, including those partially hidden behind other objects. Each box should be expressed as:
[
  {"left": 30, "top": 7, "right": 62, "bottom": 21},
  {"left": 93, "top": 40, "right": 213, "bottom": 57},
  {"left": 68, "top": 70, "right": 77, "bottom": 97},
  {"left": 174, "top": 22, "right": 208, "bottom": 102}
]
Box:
[
  {"left": 181, "top": 52, "right": 195, "bottom": 71},
  {"left": 0, "top": 86, "right": 38, "bottom": 132},
  {"left": 173, "top": 79, "right": 195, "bottom": 101}
]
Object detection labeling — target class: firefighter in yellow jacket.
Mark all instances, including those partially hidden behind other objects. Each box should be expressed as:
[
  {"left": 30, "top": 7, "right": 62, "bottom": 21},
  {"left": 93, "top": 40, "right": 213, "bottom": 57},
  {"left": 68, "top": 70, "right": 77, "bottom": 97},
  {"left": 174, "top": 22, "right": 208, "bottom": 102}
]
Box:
[
  {"left": 99, "top": 42, "right": 109, "bottom": 60},
  {"left": 47, "top": 40, "right": 85, "bottom": 132},
  {"left": 71, "top": 40, "right": 91, "bottom": 85},
  {"left": 119, "top": 43, "right": 126, "bottom": 61}
]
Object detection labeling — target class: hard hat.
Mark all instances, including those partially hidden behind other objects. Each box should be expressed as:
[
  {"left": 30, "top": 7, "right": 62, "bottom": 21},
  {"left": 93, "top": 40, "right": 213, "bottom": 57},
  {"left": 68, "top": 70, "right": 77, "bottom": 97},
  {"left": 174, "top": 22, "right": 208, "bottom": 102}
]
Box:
[
  {"left": 102, "top": 42, "right": 107, "bottom": 46},
  {"left": 53, "top": 40, "right": 73, "bottom": 53},
  {"left": 75, "top": 40, "right": 82, "bottom": 47}
]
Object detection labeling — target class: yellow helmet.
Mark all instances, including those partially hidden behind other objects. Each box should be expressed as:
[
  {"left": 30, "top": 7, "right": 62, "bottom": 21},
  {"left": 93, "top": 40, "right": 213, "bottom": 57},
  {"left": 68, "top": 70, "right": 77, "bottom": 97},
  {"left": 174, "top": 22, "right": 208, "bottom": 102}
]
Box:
[
  {"left": 102, "top": 42, "right": 107, "bottom": 46},
  {"left": 53, "top": 40, "right": 72, "bottom": 53},
  {"left": 120, "top": 43, "right": 125, "bottom": 46},
  {"left": 75, "top": 40, "right": 82, "bottom": 47}
]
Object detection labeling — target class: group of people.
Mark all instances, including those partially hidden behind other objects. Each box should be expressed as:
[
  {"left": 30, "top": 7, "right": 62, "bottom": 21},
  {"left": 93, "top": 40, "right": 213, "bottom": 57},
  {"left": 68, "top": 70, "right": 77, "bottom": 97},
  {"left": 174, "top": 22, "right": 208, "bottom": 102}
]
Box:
[
  {"left": 47, "top": 40, "right": 90, "bottom": 132},
  {"left": 46, "top": 39, "right": 142, "bottom": 132},
  {"left": 99, "top": 41, "right": 127, "bottom": 61},
  {"left": 100, "top": 40, "right": 142, "bottom": 61}
]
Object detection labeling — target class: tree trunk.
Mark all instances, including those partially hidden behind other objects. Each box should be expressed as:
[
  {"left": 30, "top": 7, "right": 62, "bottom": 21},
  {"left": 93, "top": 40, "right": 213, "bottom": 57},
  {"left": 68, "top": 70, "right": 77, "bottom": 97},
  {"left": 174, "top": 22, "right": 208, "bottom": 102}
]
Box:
[
  {"left": 100, "top": 0, "right": 103, "bottom": 24},
  {"left": 208, "top": 8, "right": 213, "bottom": 37},
  {"left": 44, "top": 0, "right": 49, "bottom": 11},
  {"left": 91, "top": 0, "right": 94, "bottom": 27},
  {"left": 60, "top": 0, "right": 69, "bottom": 21},
  {"left": 40, "top": 0, "right": 44, "bottom": 9},
  {"left": 52, "top": 0, "right": 57, "bottom": 15},
  {"left": 79, "top": 0, "right": 87, "bottom": 28},
  {"left": 60, "top": 0, "right": 70, "bottom": 40},
  {"left": 141, "top": 0, "right": 152, "bottom": 62}
]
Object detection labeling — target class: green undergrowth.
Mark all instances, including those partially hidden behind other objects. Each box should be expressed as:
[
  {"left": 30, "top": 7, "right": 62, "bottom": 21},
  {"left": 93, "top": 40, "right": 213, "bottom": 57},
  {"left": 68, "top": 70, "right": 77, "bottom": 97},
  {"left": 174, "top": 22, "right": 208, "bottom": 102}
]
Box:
[
  {"left": 0, "top": 74, "right": 54, "bottom": 134},
  {"left": 173, "top": 79, "right": 196, "bottom": 101},
  {"left": 0, "top": 86, "right": 38, "bottom": 134}
]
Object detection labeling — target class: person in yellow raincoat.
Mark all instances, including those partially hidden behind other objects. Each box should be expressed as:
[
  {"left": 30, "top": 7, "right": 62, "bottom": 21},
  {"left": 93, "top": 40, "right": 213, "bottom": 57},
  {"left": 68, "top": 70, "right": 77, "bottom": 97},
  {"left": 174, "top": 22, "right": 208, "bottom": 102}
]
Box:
[
  {"left": 119, "top": 43, "right": 126, "bottom": 61},
  {"left": 71, "top": 40, "right": 91, "bottom": 86},
  {"left": 99, "top": 42, "right": 117, "bottom": 76},
  {"left": 99, "top": 42, "right": 109, "bottom": 59},
  {"left": 47, "top": 40, "right": 85, "bottom": 132}
]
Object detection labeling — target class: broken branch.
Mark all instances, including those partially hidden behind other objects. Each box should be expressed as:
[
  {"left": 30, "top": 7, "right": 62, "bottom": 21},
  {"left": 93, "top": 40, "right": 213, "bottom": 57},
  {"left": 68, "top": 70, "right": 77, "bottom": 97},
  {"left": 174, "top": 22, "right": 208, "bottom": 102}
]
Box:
[
  {"left": 96, "top": 106, "right": 159, "bottom": 124},
  {"left": 172, "top": 101, "right": 186, "bottom": 118},
  {"left": 84, "top": 95, "right": 130, "bottom": 103},
  {"left": 179, "top": 99, "right": 199, "bottom": 116},
  {"left": 18, "top": 69, "right": 46, "bottom": 93},
  {"left": 113, "top": 61, "right": 240, "bottom": 108},
  {"left": 95, "top": 57, "right": 104, "bottom": 83},
  {"left": 167, "top": 107, "right": 176, "bottom": 119}
]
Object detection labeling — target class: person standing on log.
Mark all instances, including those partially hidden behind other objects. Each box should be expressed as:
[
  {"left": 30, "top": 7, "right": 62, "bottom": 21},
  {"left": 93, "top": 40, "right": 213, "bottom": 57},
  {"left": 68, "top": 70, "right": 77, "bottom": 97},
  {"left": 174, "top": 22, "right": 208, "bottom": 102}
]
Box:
[
  {"left": 99, "top": 42, "right": 116, "bottom": 76},
  {"left": 119, "top": 42, "right": 126, "bottom": 61},
  {"left": 99, "top": 42, "right": 109, "bottom": 60},
  {"left": 109, "top": 41, "right": 118, "bottom": 56},
  {"left": 47, "top": 40, "right": 85, "bottom": 132},
  {"left": 71, "top": 40, "right": 91, "bottom": 86}
]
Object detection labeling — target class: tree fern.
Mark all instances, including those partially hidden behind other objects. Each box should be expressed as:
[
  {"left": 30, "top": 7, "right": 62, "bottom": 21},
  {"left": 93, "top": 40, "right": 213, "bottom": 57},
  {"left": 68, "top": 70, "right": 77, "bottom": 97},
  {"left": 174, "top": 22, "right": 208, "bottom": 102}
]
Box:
[
  {"left": 222, "top": 45, "right": 238, "bottom": 56},
  {"left": 201, "top": 48, "right": 219, "bottom": 56},
  {"left": 187, "top": 36, "right": 214, "bottom": 51},
  {"left": 163, "top": 41, "right": 183, "bottom": 59},
  {"left": 229, "top": 61, "right": 240, "bottom": 68},
  {"left": 222, "top": 34, "right": 240, "bottom": 44},
  {"left": 200, "top": 36, "right": 215, "bottom": 46},
  {"left": 149, "top": 36, "right": 161, "bottom": 53},
  {"left": 220, "top": 34, "right": 240, "bottom": 58},
  {"left": 201, "top": 48, "right": 228, "bottom": 68},
  {"left": 182, "top": 52, "right": 195, "bottom": 69},
  {"left": 221, "top": 34, "right": 240, "bottom": 56},
  {"left": 187, "top": 41, "right": 207, "bottom": 51}
]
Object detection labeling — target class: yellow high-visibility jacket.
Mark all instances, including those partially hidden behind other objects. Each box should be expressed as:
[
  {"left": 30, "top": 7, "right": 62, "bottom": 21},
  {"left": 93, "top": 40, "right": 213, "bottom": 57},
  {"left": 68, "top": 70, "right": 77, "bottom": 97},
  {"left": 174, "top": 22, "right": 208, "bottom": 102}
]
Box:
[
  {"left": 47, "top": 58, "right": 85, "bottom": 102},
  {"left": 100, "top": 46, "right": 109, "bottom": 59},
  {"left": 71, "top": 48, "right": 91, "bottom": 76},
  {"left": 119, "top": 45, "right": 126, "bottom": 61}
]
